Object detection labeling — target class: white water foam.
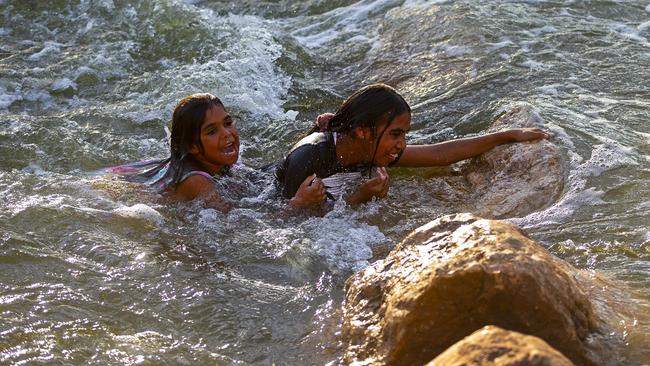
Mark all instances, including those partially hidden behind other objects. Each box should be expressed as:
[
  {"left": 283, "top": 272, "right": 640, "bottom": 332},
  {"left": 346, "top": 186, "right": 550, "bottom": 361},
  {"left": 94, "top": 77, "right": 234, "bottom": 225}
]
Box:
[
  {"left": 291, "top": 0, "right": 402, "bottom": 49},
  {"left": 113, "top": 204, "right": 165, "bottom": 226},
  {"left": 646, "top": 3, "right": 650, "bottom": 13},
  {"left": 528, "top": 25, "right": 558, "bottom": 36},
  {"left": 258, "top": 212, "right": 389, "bottom": 276},
  {"left": 436, "top": 43, "right": 471, "bottom": 57},
  {"left": 512, "top": 136, "right": 638, "bottom": 228},
  {"left": 28, "top": 41, "right": 63, "bottom": 62},
  {"left": 120, "top": 12, "right": 296, "bottom": 125},
  {"left": 537, "top": 84, "right": 561, "bottom": 94},
  {"left": 521, "top": 59, "right": 548, "bottom": 71},
  {"left": 610, "top": 23, "right": 648, "bottom": 44},
  {"left": 50, "top": 78, "right": 77, "bottom": 93},
  {"left": 0, "top": 85, "right": 22, "bottom": 109},
  {"left": 486, "top": 38, "right": 513, "bottom": 52}
]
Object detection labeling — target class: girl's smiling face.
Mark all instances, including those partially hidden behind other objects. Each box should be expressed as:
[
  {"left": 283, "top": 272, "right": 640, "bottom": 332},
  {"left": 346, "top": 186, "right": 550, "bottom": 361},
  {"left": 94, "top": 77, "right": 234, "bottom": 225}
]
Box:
[
  {"left": 372, "top": 111, "right": 411, "bottom": 166},
  {"left": 190, "top": 105, "right": 240, "bottom": 173}
]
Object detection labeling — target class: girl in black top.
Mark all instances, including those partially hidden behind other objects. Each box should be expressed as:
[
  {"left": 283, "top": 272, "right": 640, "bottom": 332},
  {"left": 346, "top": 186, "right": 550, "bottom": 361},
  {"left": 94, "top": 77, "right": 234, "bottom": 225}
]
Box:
[{"left": 277, "top": 83, "right": 550, "bottom": 208}]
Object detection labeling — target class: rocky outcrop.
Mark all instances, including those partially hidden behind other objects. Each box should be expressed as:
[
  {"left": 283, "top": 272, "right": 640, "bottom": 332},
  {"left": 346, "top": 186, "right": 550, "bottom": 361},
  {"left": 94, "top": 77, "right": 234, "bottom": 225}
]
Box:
[
  {"left": 426, "top": 325, "right": 575, "bottom": 366},
  {"left": 341, "top": 214, "right": 619, "bottom": 366},
  {"left": 440, "top": 104, "right": 563, "bottom": 219},
  {"left": 465, "top": 104, "right": 563, "bottom": 218}
]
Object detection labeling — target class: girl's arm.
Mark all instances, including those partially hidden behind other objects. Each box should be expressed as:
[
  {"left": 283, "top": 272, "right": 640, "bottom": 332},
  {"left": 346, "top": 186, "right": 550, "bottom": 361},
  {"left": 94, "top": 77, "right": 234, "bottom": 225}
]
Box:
[
  {"left": 173, "top": 175, "right": 232, "bottom": 213},
  {"left": 394, "top": 128, "right": 550, "bottom": 167}
]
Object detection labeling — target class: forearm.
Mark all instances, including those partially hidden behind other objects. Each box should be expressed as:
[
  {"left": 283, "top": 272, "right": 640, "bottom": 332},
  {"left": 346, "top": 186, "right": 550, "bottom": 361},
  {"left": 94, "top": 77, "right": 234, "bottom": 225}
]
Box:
[{"left": 396, "top": 131, "right": 515, "bottom": 167}]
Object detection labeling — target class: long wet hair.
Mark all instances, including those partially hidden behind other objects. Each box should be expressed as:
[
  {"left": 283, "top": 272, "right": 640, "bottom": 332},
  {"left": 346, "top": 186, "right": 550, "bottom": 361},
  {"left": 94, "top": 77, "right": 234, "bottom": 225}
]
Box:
[
  {"left": 167, "top": 93, "right": 225, "bottom": 182},
  {"left": 114, "top": 93, "right": 226, "bottom": 189},
  {"left": 310, "top": 83, "right": 410, "bottom": 164},
  {"left": 311, "top": 83, "right": 410, "bottom": 135}
]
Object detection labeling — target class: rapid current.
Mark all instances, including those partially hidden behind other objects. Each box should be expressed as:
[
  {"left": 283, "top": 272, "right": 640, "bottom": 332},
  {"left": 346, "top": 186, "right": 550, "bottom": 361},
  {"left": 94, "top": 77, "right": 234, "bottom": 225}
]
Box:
[{"left": 1, "top": 0, "right": 649, "bottom": 364}]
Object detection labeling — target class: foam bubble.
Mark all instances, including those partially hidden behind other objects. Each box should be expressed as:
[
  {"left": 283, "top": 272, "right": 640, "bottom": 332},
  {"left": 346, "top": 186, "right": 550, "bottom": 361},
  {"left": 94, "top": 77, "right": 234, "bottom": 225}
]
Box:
[
  {"left": 113, "top": 204, "right": 164, "bottom": 226},
  {"left": 437, "top": 43, "right": 471, "bottom": 57},
  {"left": 611, "top": 23, "right": 648, "bottom": 43},
  {"left": 76, "top": 19, "right": 95, "bottom": 36},
  {"left": 24, "top": 89, "right": 52, "bottom": 103},
  {"left": 0, "top": 86, "right": 22, "bottom": 109},
  {"left": 529, "top": 25, "right": 557, "bottom": 36},
  {"left": 521, "top": 59, "right": 548, "bottom": 70},
  {"left": 486, "top": 38, "right": 513, "bottom": 52},
  {"left": 537, "top": 84, "right": 560, "bottom": 94},
  {"left": 50, "top": 78, "right": 77, "bottom": 95},
  {"left": 646, "top": 4, "right": 650, "bottom": 13},
  {"left": 28, "top": 41, "right": 63, "bottom": 62}
]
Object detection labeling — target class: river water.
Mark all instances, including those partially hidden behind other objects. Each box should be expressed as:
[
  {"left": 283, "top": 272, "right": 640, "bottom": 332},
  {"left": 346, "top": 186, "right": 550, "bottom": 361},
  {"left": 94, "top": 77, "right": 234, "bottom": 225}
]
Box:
[{"left": 1, "top": 0, "right": 649, "bottom": 364}]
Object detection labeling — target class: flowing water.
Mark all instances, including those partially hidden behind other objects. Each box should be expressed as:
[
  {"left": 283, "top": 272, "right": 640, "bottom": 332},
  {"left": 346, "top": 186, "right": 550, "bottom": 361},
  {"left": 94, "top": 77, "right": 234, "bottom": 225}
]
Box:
[{"left": 1, "top": 0, "right": 649, "bottom": 364}]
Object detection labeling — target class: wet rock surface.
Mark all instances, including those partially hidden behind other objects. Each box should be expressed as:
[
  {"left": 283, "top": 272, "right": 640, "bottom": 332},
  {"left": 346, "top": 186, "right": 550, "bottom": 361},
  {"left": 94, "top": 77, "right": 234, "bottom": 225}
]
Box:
[
  {"left": 439, "top": 104, "right": 563, "bottom": 219},
  {"left": 341, "top": 213, "right": 619, "bottom": 366},
  {"left": 426, "top": 325, "right": 575, "bottom": 366}
]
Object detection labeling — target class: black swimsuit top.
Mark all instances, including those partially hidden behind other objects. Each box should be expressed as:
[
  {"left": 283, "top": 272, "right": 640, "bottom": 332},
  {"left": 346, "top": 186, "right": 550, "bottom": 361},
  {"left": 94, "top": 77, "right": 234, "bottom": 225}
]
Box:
[{"left": 277, "top": 131, "right": 381, "bottom": 199}]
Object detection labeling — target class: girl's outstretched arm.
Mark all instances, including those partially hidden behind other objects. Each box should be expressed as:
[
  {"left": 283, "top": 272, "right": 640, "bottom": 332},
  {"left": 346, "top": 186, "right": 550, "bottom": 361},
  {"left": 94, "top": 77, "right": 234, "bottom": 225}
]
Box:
[
  {"left": 173, "top": 175, "right": 232, "bottom": 213},
  {"left": 394, "top": 128, "right": 551, "bottom": 167}
]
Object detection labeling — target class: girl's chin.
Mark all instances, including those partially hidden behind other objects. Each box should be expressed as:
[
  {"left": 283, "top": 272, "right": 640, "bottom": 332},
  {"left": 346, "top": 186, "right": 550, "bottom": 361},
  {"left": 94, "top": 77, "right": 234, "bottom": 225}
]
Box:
[{"left": 221, "top": 154, "right": 239, "bottom": 165}]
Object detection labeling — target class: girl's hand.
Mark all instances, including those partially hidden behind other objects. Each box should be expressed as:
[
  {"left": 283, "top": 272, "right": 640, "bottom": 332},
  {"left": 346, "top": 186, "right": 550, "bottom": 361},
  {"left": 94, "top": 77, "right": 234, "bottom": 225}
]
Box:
[
  {"left": 316, "top": 113, "right": 335, "bottom": 131},
  {"left": 290, "top": 174, "right": 327, "bottom": 208},
  {"left": 347, "top": 167, "right": 390, "bottom": 205},
  {"left": 506, "top": 128, "right": 552, "bottom": 142}
]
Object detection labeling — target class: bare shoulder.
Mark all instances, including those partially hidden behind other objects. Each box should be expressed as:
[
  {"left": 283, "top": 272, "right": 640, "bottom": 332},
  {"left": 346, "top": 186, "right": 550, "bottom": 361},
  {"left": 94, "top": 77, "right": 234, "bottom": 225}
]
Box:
[{"left": 173, "top": 174, "right": 217, "bottom": 201}]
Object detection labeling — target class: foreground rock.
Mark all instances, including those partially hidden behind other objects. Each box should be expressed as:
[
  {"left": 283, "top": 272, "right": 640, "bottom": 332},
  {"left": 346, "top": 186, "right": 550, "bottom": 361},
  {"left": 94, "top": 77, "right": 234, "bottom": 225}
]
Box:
[
  {"left": 437, "top": 104, "right": 563, "bottom": 219},
  {"left": 341, "top": 214, "right": 618, "bottom": 366},
  {"left": 427, "top": 325, "right": 575, "bottom": 366}
]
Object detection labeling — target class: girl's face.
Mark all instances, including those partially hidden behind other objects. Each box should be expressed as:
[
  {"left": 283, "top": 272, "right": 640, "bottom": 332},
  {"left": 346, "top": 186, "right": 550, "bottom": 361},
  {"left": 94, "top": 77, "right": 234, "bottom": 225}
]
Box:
[
  {"left": 191, "top": 105, "right": 240, "bottom": 173},
  {"left": 372, "top": 111, "right": 411, "bottom": 166}
]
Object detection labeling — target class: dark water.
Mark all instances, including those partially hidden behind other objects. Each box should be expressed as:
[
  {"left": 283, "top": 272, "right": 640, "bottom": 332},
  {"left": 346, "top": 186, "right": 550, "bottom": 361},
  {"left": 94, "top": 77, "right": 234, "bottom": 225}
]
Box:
[{"left": 1, "top": 0, "right": 649, "bottom": 364}]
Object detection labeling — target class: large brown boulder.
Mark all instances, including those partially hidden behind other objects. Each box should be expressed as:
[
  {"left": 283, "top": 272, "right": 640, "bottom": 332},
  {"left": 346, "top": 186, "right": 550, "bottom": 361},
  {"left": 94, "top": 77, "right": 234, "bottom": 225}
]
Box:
[
  {"left": 426, "top": 325, "right": 575, "bottom": 366},
  {"left": 341, "top": 213, "right": 619, "bottom": 366}
]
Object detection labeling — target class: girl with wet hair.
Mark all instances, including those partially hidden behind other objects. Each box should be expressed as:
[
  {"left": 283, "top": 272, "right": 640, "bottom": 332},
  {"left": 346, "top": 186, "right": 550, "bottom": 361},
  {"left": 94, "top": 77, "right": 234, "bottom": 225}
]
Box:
[
  {"left": 108, "top": 93, "right": 238, "bottom": 211},
  {"left": 277, "top": 83, "right": 551, "bottom": 208}
]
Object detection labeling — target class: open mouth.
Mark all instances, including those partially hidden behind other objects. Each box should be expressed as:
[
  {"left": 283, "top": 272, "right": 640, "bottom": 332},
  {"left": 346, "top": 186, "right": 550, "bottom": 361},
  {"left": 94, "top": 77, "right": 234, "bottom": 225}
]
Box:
[{"left": 222, "top": 142, "right": 238, "bottom": 156}]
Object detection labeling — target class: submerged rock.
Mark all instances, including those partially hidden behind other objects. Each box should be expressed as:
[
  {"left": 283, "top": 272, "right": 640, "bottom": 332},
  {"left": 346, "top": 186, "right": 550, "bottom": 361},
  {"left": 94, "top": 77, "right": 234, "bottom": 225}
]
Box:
[
  {"left": 341, "top": 213, "right": 619, "bottom": 366},
  {"left": 443, "top": 104, "right": 563, "bottom": 218},
  {"left": 427, "top": 325, "right": 575, "bottom": 366}
]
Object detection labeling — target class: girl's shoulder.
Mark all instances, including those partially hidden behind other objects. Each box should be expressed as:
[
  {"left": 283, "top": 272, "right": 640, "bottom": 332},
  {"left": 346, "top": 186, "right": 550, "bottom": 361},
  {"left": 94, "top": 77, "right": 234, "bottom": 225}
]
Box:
[{"left": 288, "top": 131, "right": 334, "bottom": 154}]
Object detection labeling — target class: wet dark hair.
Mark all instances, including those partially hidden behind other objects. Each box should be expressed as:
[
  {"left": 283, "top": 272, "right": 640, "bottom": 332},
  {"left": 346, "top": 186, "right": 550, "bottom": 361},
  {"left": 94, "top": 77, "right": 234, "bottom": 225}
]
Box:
[
  {"left": 311, "top": 83, "right": 410, "bottom": 168},
  {"left": 311, "top": 83, "right": 411, "bottom": 136},
  {"left": 170, "top": 93, "right": 224, "bottom": 161},
  {"left": 123, "top": 93, "right": 226, "bottom": 187}
]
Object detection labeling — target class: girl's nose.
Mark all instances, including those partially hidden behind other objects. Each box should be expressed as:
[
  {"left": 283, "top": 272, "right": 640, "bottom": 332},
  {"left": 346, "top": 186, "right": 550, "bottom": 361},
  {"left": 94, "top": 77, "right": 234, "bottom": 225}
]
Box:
[{"left": 396, "top": 136, "right": 406, "bottom": 150}]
